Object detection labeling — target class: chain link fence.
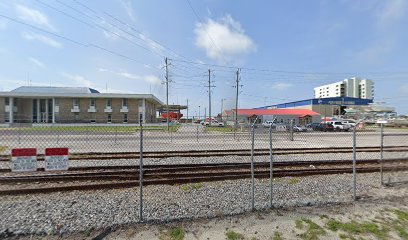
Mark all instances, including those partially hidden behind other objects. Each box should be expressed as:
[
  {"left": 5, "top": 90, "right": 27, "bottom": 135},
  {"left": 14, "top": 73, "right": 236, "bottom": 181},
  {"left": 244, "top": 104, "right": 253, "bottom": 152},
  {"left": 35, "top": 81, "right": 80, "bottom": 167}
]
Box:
[{"left": 0, "top": 120, "right": 407, "bottom": 233}]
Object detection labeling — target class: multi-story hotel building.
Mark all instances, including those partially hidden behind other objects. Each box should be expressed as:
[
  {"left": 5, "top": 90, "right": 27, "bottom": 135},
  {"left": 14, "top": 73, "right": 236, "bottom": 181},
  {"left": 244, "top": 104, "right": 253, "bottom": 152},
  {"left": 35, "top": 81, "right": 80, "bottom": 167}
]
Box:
[{"left": 314, "top": 77, "right": 374, "bottom": 99}]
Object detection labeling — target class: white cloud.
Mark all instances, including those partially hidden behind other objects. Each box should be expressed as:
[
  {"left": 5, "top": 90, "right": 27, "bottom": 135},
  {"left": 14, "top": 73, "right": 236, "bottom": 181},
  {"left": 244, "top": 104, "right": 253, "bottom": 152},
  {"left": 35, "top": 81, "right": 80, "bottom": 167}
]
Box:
[
  {"left": 62, "top": 73, "right": 92, "bottom": 87},
  {"left": 402, "top": 84, "right": 408, "bottom": 94},
  {"left": 118, "top": 72, "right": 141, "bottom": 80},
  {"left": 271, "top": 83, "right": 292, "bottom": 91},
  {"left": 21, "top": 32, "right": 62, "bottom": 48},
  {"left": 194, "top": 14, "right": 256, "bottom": 63},
  {"left": 120, "top": 0, "right": 136, "bottom": 22},
  {"left": 28, "top": 57, "right": 46, "bottom": 68},
  {"left": 15, "top": 4, "right": 57, "bottom": 31},
  {"left": 376, "top": 0, "right": 407, "bottom": 29},
  {"left": 144, "top": 75, "right": 161, "bottom": 85},
  {"left": 99, "top": 67, "right": 161, "bottom": 85},
  {"left": 0, "top": 19, "right": 7, "bottom": 30},
  {"left": 139, "top": 33, "right": 165, "bottom": 53}
]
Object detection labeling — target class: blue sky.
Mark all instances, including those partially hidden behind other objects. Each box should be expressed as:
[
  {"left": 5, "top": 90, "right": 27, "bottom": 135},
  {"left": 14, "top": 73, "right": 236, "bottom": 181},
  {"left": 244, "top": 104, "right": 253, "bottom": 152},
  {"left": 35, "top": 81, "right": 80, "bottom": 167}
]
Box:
[{"left": 1, "top": 0, "right": 408, "bottom": 116}]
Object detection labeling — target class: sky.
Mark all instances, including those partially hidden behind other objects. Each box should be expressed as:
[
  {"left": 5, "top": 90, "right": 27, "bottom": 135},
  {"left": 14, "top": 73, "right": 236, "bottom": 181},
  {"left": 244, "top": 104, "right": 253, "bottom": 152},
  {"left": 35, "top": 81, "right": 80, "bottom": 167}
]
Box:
[{"left": 0, "top": 0, "right": 408, "bottom": 116}]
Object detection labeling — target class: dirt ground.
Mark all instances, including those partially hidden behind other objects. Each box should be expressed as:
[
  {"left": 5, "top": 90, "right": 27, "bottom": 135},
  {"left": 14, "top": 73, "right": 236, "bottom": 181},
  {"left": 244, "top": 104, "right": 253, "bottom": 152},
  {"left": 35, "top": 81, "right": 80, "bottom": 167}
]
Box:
[{"left": 10, "top": 182, "right": 408, "bottom": 240}]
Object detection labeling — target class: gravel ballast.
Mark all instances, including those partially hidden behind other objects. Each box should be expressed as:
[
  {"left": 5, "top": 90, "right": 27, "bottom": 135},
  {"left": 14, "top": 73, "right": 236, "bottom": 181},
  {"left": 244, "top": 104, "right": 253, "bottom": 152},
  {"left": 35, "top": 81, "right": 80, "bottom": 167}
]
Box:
[{"left": 1, "top": 171, "right": 406, "bottom": 237}]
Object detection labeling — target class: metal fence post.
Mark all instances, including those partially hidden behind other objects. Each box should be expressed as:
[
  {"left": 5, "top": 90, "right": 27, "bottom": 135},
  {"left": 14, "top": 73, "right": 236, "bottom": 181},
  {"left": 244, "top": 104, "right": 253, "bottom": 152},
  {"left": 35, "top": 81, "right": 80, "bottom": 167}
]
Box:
[
  {"left": 250, "top": 123, "right": 255, "bottom": 211},
  {"left": 196, "top": 125, "right": 199, "bottom": 142},
  {"left": 18, "top": 126, "right": 21, "bottom": 145},
  {"left": 114, "top": 128, "right": 117, "bottom": 144},
  {"left": 269, "top": 124, "right": 273, "bottom": 209},
  {"left": 290, "top": 119, "right": 294, "bottom": 141},
  {"left": 380, "top": 123, "right": 384, "bottom": 186},
  {"left": 139, "top": 121, "right": 144, "bottom": 222},
  {"left": 352, "top": 126, "right": 357, "bottom": 201}
]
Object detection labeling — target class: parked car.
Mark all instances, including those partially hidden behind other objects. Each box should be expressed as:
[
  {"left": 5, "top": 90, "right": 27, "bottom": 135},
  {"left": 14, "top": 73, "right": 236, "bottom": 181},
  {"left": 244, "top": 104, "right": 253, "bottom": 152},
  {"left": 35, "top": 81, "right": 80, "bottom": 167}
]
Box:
[
  {"left": 328, "top": 121, "right": 350, "bottom": 131},
  {"left": 306, "top": 123, "right": 321, "bottom": 130},
  {"left": 293, "top": 125, "right": 307, "bottom": 132},
  {"left": 314, "top": 123, "right": 334, "bottom": 132},
  {"left": 342, "top": 120, "right": 356, "bottom": 127},
  {"left": 203, "top": 120, "right": 224, "bottom": 127},
  {"left": 262, "top": 121, "right": 274, "bottom": 128}
]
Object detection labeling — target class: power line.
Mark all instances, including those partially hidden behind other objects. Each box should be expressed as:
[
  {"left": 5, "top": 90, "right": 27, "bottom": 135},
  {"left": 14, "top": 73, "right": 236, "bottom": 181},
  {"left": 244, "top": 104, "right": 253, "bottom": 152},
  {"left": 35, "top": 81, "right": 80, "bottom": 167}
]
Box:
[
  {"left": 185, "top": 0, "right": 227, "bottom": 63},
  {"left": 52, "top": 0, "right": 164, "bottom": 58},
  {"left": 0, "top": 14, "right": 160, "bottom": 70}
]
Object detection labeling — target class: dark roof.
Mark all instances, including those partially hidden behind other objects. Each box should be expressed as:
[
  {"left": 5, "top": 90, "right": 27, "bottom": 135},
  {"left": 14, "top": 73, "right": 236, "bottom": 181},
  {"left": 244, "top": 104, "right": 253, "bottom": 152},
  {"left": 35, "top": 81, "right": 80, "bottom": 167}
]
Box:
[{"left": 11, "top": 86, "right": 100, "bottom": 94}]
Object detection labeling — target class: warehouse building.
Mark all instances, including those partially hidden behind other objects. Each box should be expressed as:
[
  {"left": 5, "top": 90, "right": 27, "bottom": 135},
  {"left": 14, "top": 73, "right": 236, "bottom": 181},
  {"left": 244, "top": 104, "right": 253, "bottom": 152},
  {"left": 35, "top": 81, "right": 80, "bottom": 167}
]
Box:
[
  {"left": 222, "top": 109, "right": 321, "bottom": 125},
  {"left": 256, "top": 97, "right": 373, "bottom": 118},
  {"left": 0, "top": 86, "right": 163, "bottom": 124}
]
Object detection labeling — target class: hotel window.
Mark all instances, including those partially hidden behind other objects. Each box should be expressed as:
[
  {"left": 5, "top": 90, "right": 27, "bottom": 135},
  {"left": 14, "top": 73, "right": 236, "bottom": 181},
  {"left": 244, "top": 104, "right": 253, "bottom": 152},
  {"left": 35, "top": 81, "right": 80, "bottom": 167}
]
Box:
[
  {"left": 55, "top": 98, "right": 59, "bottom": 106},
  {"left": 107, "top": 114, "right": 112, "bottom": 123},
  {"left": 5, "top": 98, "right": 9, "bottom": 106},
  {"left": 90, "top": 98, "right": 96, "bottom": 107},
  {"left": 73, "top": 98, "right": 80, "bottom": 107},
  {"left": 123, "top": 113, "right": 128, "bottom": 123},
  {"left": 106, "top": 99, "right": 112, "bottom": 108},
  {"left": 122, "top": 98, "right": 128, "bottom": 107}
]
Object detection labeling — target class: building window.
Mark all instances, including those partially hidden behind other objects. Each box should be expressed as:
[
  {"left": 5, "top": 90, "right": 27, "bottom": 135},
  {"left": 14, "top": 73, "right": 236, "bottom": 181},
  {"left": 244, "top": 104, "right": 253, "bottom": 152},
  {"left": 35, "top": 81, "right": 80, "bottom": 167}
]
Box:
[
  {"left": 5, "top": 98, "right": 9, "bottom": 106},
  {"left": 74, "top": 112, "right": 80, "bottom": 120},
  {"left": 106, "top": 99, "right": 112, "bottom": 108},
  {"left": 122, "top": 98, "right": 128, "bottom": 107},
  {"left": 123, "top": 113, "right": 128, "bottom": 123},
  {"left": 90, "top": 98, "right": 96, "bottom": 107},
  {"left": 107, "top": 114, "right": 112, "bottom": 123},
  {"left": 73, "top": 98, "right": 80, "bottom": 107},
  {"left": 54, "top": 98, "right": 59, "bottom": 106}
]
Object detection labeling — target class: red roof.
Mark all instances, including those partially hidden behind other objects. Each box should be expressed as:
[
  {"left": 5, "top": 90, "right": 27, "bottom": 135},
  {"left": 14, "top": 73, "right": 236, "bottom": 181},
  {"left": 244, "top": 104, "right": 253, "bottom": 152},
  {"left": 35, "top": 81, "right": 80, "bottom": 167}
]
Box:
[{"left": 231, "top": 109, "right": 320, "bottom": 116}]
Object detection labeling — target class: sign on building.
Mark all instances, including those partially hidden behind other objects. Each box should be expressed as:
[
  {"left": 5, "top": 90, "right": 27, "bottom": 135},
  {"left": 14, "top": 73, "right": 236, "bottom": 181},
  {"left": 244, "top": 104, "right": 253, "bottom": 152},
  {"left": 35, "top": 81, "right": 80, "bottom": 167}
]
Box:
[
  {"left": 11, "top": 148, "right": 37, "bottom": 172},
  {"left": 45, "top": 148, "right": 69, "bottom": 171}
]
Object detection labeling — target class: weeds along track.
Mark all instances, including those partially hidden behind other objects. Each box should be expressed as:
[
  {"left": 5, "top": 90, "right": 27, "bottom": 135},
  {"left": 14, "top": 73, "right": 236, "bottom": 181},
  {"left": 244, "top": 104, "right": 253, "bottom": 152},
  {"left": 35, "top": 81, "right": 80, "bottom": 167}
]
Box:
[{"left": 0, "top": 158, "right": 407, "bottom": 195}]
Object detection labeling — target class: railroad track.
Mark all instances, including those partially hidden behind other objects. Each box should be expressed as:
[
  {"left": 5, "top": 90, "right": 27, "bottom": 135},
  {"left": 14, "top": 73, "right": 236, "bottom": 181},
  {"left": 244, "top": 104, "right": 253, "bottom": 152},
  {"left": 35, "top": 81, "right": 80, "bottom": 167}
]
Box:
[
  {"left": 0, "top": 158, "right": 407, "bottom": 195},
  {"left": 1, "top": 146, "right": 407, "bottom": 161}
]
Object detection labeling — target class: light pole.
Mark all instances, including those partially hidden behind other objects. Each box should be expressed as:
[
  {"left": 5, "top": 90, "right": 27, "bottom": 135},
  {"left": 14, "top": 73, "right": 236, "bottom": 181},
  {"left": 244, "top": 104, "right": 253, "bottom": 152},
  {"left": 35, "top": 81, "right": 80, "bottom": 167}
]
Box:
[
  {"left": 220, "top": 98, "right": 227, "bottom": 121},
  {"left": 198, "top": 106, "right": 201, "bottom": 120},
  {"left": 318, "top": 99, "right": 323, "bottom": 122}
]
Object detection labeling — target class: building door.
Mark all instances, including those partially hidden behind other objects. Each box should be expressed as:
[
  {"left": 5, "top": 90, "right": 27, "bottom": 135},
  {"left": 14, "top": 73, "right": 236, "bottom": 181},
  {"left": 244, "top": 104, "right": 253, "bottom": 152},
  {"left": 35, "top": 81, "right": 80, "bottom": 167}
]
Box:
[{"left": 40, "top": 99, "right": 46, "bottom": 123}]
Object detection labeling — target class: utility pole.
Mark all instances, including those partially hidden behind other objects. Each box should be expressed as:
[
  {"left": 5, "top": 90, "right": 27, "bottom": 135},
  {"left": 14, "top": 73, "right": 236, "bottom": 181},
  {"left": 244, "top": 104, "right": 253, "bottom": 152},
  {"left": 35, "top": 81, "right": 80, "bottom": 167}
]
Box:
[
  {"left": 220, "top": 98, "right": 226, "bottom": 121},
  {"left": 234, "top": 69, "right": 240, "bottom": 137},
  {"left": 186, "top": 99, "right": 189, "bottom": 123},
  {"left": 165, "top": 57, "right": 170, "bottom": 131},
  {"left": 206, "top": 69, "right": 215, "bottom": 126}
]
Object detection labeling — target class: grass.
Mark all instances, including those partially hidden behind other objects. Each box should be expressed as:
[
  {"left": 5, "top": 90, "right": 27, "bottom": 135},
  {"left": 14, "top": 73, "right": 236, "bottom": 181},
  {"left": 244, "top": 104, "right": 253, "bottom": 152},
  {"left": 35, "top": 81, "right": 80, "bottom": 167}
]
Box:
[
  {"left": 180, "top": 183, "right": 203, "bottom": 191},
  {"left": 272, "top": 231, "right": 284, "bottom": 240},
  {"left": 0, "top": 146, "right": 7, "bottom": 153},
  {"left": 295, "top": 219, "right": 304, "bottom": 229},
  {"left": 160, "top": 227, "right": 185, "bottom": 240},
  {"left": 225, "top": 230, "right": 245, "bottom": 240},
  {"left": 393, "top": 209, "right": 408, "bottom": 222},
  {"left": 2, "top": 124, "right": 181, "bottom": 133},
  {"left": 325, "top": 218, "right": 390, "bottom": 240},
  {"left": 204, "top": 126, "right": 234, "bottom": 132},
  {"left": 287, "top": 178, "right": 300, "bottom": 185},
  {"left": 298, "top": 218, "right": 326, "bottom": 240}
]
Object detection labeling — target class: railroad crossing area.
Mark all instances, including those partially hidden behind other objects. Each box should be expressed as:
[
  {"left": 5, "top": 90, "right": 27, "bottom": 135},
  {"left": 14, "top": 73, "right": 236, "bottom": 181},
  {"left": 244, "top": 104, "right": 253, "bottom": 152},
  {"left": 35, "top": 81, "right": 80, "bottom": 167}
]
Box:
[{"left": 0, "top": 123, "right": 407, "bottom": 237}]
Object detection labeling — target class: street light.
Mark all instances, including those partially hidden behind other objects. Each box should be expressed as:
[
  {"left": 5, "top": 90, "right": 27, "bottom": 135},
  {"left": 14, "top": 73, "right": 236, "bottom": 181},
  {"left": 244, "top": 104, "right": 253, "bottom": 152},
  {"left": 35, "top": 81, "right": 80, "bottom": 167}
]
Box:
[
  {"left": 198, "top": 105, "right": 201, "bottom": 120},
  {"left": 220, "top": 98, "right": 227, "bottom": 121}
]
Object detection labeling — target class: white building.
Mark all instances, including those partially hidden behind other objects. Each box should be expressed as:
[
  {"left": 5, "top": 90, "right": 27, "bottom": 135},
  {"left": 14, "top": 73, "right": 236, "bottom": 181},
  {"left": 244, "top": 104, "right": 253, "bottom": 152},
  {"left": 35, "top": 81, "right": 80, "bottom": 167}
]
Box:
[{"left": 314, "top": 77, "right": 374, "bottom": 99}]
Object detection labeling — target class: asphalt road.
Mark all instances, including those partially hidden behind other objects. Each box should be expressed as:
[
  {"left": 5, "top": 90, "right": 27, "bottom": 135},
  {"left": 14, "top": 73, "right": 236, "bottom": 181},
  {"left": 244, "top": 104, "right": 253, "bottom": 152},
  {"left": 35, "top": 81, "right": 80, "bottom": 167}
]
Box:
[{"left": 0, "top": 124, "right": 407, "bottom": 154}]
